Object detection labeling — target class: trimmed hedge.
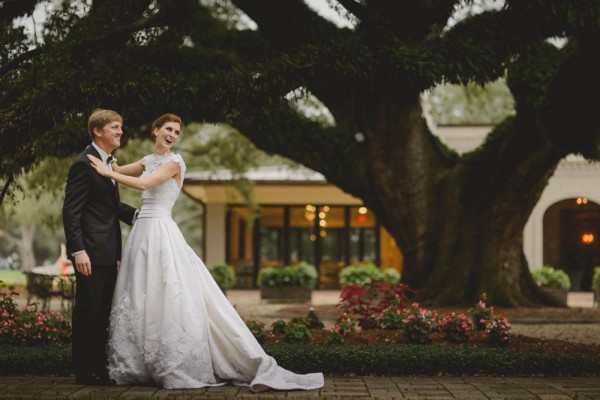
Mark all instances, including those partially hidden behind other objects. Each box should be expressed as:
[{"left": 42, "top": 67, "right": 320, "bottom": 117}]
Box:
[
  {"left": 2, "top": 343, "right": 599, "bottom": 377},
  {"left": 0, "top": 344, "right": 72, "bottom": 375}
]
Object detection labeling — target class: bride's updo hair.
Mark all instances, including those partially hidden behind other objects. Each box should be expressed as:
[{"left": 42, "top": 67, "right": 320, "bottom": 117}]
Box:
[{"left": 151, "top": 113, "right": 183, "bottom": 142}]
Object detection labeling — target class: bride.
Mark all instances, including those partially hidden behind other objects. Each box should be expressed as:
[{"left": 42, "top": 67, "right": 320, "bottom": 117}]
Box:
[{"left": 87, "top": 113, "right": 324, "bottom": 391}]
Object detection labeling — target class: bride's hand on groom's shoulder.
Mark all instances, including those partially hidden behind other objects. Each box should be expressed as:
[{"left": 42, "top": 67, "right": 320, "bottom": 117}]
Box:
[{"left": 87, "top": 154, "right": 110, "bottom": 177}]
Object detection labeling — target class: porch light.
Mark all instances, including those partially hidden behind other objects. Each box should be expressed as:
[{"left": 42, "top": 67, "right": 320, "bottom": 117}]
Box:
[
  {"left": 582, "top": 233, "right": 594, "bottom": 245},
  {"left": 576, "top": 197, "right": 588, "bottom": 205}
]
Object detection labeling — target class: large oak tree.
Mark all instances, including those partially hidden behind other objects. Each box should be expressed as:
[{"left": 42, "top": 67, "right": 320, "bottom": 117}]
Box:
[{"left": 1, "top": 0, "right": 599, "bottom": 306}]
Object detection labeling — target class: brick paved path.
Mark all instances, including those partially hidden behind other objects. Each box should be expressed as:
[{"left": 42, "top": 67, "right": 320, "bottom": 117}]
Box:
[{"left": 1, "top": 376, "right": 599, "bottom": 399}]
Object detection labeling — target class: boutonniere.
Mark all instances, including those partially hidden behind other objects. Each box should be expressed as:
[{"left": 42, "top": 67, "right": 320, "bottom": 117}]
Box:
[{"left": 108, "top": 156, "right": 117, "bottom": 165}]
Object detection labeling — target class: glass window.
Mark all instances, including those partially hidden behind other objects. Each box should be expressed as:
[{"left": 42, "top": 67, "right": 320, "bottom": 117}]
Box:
[
  {"left": 259, "top": 207, "right": 284, "bottom": 268},
  {"left": 227, "top": 207, "right": 254, "bottom": 288},
  {"left": 349, "top": 207, "right": 376, "bottom": 264},
  {"left": 289, "top": 206, "right": 315, "bottom": 265}
]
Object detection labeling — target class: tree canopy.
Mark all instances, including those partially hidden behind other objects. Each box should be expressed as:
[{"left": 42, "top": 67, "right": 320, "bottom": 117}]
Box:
[{"left": 1, "top": 0, "right": 599, "bottom": 305}]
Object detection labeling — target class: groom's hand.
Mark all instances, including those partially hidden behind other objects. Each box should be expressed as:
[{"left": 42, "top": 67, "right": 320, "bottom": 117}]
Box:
[{"left": 75, "top": 251, "right": 92, "bottom": 276}]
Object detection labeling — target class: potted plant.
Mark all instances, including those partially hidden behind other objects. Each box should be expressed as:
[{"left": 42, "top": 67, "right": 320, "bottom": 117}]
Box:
[
  {"left": 339, "top": 262, "right": 400, "bottom": 287},
  {"left": 257, "top": 262, "right": 317, "bottom": 302},
  {"left": 209, "top": 264, "right": 236, "bottom": 294},
  {"left": 532, "top": 265, "right": 571, "bottom": 306},
  {"left": 592, "top": 266, "right": 600, "bottom": 307}
]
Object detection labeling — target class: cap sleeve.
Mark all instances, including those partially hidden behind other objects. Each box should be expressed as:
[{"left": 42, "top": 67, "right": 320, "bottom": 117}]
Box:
[
  {"left": 168, "top": 153, "right": 186, "bottom": 187},
  {"left": 142, "top": 154, "right": 153, "bottom": 168}
]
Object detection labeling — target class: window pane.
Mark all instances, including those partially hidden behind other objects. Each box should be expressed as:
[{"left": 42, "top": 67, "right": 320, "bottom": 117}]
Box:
[
  {"left": 259, "top": 207, "right": 284, "bottom": 268},
  {"left": 349, "top": 207, "right": 377, "bottom": 264},
  {"left": 289, "top": 206, "right": 316, "bottom": 264}
]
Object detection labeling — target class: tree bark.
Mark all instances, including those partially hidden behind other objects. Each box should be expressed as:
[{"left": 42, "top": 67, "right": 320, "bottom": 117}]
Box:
[{"left": 0, "top": 223, "right": 37, "bottom": 272}]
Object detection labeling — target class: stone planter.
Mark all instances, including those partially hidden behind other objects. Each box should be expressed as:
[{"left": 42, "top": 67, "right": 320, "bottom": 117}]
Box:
[
  {"left": 540, "top": 287, "right": 568, "bottom": 306},
  {"left": 260, "top": 286, "right": 312, "bottom": 303}
]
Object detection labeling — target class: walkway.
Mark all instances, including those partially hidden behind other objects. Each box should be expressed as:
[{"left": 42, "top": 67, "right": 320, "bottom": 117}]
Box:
[{"left": 1, "top": 375, "right": 600, "bottom": 399}]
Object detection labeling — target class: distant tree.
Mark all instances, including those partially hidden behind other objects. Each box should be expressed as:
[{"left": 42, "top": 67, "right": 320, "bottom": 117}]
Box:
[
  {"left": 0, "top": 157, "right": 69, "bottom": 271},
  {"left": 424, "top": 78, "right": 515, "bottom": 125},
  {"left": 1, "top": 0, "right": 599, "bottom": 305}
]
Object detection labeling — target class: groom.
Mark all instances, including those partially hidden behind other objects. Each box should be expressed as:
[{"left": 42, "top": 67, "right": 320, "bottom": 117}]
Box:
[{"left": 62, "top": 109, "right": 137, "bottom": 385}]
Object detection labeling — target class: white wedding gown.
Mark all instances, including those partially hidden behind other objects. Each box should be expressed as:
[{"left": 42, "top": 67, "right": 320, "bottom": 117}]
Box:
[{"left": 107, "top": 153, "right": 324, "bottom": 391}]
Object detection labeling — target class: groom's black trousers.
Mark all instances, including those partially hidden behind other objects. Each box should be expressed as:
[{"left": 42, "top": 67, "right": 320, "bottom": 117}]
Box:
[{"left": 72, "top": 264, "right": 117, "bottom": 380}]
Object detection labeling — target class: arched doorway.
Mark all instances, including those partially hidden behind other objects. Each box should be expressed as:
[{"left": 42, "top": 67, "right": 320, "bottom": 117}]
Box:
[{"left": 543, "top": 198, "right": 600, "bottom": 290}]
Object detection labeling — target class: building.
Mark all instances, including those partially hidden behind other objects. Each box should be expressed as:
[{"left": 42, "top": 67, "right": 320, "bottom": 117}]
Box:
[{"left": 183, "top": 125, "right": 600, "bottom": 290}]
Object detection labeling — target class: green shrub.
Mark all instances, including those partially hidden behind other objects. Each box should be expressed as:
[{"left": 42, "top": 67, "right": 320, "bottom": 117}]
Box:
[
  {"left": 339, "top": 263, "right": 400, "bottom": 286},
  {"left": 592, "top": 266, "right": 600, "bottom": 290},
  {"left": 531, "top": 265, "right": 571, "bottom": 290},
  {"left": 257, "top": 262, "right": 318, "bottom": 289},
  {"left": 283, "top": 321, "right": 312, "bottom": 344},
  {"left": 263, "top": 344, "right": 600, "bottom": 376},
  {"left": 0, "top": 344, "right": 72, "bottom": 375},
  {"left": 209, "top": 264, "right": 236, "bottom": 289},
  {"left": 1, "top": 342, "right": 599, "bottom": 377},
  {"left": 381, "top": 268, "right": 401, "bottom": 284},
  {"left": 271, "top": 319, "right": 287, "bottom": 334}
]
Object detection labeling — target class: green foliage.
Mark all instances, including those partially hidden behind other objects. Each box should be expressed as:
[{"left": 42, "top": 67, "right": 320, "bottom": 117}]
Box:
[
  {"left": 270, "top": 319, "right": 287, "bottom": 334},
  {"left": 0, "top": 344, "right": 72, "bottom": 375},
  {"left": 532, "top": 266, "right": 571, "bottom": 290},
  {"left": 209, "top": 264, "right": 236, "bottom": 290},
  {"left": 1, "top": 341, "right": 597, "bottom": 377},
  {"left": 257, "top": 262, "right": 318, "bottom": 289},
  {"left": 263, "top": 344, "right": 600, "bottom": 376},
  {"left": 425, "top": 78, "right": 515, "bottom": 125},
  {"left": 283, "top": 321, "right": 312, "bottom": 344},
  {"left": 339, "top": 263, "right": 400, "bottom": 286},
  {"left": 592, "top": 266, "right": 600, "bottom": 290}
]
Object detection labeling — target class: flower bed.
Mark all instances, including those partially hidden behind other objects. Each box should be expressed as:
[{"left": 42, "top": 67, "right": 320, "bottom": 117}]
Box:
[{"left": 1, "top": 286, "right": 71, "bottom": 346}]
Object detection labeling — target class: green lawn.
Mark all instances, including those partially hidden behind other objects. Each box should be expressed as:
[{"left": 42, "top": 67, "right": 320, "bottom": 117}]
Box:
[{"left": 0, "top": 270, "right": 26, "bottom": 286}]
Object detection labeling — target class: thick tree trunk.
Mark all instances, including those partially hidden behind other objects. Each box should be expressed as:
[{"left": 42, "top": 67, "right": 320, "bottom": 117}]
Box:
[
  {"left": 324, "top": 95, "right": 565, "bottom": 307},
  {"left": 17, "top": 223, "right": 37, "bottom": 272}
]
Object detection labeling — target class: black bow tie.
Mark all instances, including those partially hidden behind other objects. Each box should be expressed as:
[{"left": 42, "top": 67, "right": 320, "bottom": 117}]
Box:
[{"left": 106, "top": 155, "right": 113, "bottom": 165}]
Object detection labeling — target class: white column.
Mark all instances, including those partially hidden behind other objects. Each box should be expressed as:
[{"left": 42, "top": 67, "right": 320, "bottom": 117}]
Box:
[{"left": 204, "top": 203, "right": 227, "bottom": 267}]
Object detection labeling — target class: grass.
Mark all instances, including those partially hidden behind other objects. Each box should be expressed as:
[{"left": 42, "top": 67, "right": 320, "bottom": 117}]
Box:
[{"left": 0, "top": 270, "right": 26, "bottom": 286}]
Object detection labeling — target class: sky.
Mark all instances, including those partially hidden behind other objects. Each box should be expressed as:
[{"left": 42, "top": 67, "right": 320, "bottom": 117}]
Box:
[{"left": 17, "top": 0, "right": 356, "bottom": 41}]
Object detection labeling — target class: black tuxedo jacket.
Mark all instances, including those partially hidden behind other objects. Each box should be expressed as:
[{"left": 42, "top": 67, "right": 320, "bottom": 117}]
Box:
[{"left": 62, "top": 145, "right": 136, "bottom": 267}]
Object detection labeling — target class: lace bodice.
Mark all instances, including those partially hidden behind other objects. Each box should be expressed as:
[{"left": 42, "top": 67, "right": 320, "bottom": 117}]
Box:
[{"left": 138, "top": 153, "right": 185, "bottom": 218}]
